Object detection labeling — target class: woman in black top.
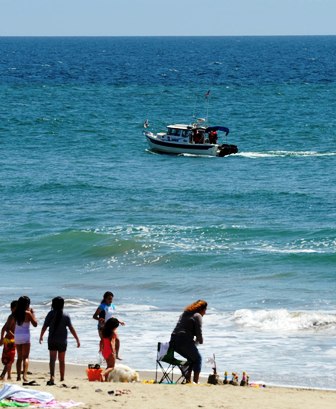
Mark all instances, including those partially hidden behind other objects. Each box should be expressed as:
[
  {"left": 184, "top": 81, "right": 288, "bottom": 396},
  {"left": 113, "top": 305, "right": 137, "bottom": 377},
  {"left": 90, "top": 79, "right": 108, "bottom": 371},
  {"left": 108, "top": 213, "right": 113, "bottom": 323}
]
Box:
[{"left": 170, "top": 300, "right": 207, "bottom": 384}]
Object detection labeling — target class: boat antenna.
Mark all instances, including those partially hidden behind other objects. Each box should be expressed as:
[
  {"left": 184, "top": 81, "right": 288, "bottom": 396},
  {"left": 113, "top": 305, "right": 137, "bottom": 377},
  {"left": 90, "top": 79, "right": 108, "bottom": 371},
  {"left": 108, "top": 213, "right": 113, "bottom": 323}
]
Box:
[
  {"left": 205, "top": 90, "right": 211, "bottom": 123},
  {"left": 192, "top": 92, "right": 199, "bottom": 121}
]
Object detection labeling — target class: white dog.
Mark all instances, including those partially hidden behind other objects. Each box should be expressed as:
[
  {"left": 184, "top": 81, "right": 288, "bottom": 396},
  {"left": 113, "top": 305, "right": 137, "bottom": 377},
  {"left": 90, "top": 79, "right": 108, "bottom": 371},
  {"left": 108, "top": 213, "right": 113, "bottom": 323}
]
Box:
[{"left": 107, "top": 364, "right": 139, "bottom": 383}]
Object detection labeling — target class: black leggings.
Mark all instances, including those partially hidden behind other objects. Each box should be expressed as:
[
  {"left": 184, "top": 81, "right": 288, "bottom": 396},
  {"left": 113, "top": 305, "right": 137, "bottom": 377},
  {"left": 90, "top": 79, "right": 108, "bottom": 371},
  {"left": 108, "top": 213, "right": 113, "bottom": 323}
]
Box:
[{"left": 170, "top": 335, "right": 202, "bottom": 372}]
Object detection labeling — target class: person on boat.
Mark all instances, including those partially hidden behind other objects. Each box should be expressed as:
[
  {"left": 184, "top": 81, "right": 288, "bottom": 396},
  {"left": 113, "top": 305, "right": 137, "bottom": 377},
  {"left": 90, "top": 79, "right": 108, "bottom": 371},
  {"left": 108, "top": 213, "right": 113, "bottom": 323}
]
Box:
[
  {"left": 169, "top": 299, "right": 207, "bottom": 384},
  {"left": 209, "top": 130, "right": 218, "bottom": 144},
  {"left": 193, "top": 130, "right": 204, "bottom": 144}
]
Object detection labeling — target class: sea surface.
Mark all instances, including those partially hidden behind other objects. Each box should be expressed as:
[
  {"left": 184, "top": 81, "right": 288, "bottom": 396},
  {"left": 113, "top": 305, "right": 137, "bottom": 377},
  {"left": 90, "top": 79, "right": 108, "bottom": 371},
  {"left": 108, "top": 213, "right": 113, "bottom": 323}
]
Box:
[{"left": 0, "top": 36, "right": 335, "bottom": 389}]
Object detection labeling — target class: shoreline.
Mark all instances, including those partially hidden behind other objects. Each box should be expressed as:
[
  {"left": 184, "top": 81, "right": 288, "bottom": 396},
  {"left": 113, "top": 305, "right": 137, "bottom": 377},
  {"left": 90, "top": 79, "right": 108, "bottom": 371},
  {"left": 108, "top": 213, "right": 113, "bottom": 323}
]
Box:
[
  {"left": 0, "top": 361, "right": 335, "bottom": 409},
  {"left": 25, "top": 360, "right": 336, "bottom": 392},
  {"left": 28, "top": 360, "right": 336, "bottom": 392}
]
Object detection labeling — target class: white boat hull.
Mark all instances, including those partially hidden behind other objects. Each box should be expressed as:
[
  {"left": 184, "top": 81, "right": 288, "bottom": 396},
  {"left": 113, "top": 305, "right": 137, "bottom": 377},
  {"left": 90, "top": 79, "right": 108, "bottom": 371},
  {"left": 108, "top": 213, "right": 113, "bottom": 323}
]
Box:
[{"left": 145, "top": 132, "right": 218, "bottom": 156}]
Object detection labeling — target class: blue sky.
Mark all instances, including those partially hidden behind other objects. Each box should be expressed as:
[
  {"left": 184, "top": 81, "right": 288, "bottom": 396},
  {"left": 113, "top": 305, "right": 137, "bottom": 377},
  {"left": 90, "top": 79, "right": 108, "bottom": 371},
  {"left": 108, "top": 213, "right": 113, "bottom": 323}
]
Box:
[{"left": 1, "top": 0, "right": 335, "bottom": 36}]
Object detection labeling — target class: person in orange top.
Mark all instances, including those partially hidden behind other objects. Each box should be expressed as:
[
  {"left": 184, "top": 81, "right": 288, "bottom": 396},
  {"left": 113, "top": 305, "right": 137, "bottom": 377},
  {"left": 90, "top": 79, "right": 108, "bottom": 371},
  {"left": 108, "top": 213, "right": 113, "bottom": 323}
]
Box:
[{"left": 0, "top": 300, "right": 18, "bottom": 380}]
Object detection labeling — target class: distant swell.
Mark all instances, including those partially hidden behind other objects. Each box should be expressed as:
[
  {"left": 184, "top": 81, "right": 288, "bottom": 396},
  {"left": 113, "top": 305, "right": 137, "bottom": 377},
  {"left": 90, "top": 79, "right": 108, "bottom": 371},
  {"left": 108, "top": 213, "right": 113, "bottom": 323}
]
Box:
[{"left": 0, "top": 226, "right": 335, "bottom": 267}]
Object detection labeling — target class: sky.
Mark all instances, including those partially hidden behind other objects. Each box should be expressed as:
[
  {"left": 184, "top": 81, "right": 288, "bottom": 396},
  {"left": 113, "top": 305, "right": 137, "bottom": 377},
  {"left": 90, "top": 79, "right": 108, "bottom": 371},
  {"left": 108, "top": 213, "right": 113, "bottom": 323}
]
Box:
[{"left": 0, "top": 0, "right": 335, "bottom": 36}]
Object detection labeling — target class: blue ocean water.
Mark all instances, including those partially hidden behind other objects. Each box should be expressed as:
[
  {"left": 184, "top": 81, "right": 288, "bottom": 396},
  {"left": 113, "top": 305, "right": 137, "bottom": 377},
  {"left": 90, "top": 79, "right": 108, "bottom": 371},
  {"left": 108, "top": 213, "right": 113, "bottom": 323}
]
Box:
[{"left": 0, "top": 36, "right": 335, "bottom": 389}]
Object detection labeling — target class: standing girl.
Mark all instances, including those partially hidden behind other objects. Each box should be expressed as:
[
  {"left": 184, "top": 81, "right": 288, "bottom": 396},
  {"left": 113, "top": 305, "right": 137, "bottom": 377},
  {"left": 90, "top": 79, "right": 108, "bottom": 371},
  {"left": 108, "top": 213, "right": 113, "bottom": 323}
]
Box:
[
  {"left": 0, "top": 300, "right": 18, "bottom": 380},
  {"left": 11, "top": 296, "right": 38, "bottom": 382},
  {"left": 100, "top": 318, "right": 119, "bottom": 381},
  {"left": 93, "top": 291, "right": 124, "bottom": 359},
  {"left": 39, "top": 296, "right": 80, "bottom": 386}
]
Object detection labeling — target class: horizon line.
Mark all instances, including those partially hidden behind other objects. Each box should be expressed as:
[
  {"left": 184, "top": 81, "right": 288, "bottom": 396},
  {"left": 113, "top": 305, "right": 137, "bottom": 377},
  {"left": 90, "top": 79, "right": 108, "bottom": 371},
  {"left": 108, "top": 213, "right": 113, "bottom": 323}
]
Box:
[{"left": 1, "top": 34, "right": 336, "bottom": 38}]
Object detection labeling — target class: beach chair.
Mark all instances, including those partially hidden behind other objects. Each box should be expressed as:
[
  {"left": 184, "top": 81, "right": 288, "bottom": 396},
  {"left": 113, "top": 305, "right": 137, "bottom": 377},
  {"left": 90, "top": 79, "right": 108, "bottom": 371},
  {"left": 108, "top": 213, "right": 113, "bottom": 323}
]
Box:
[{"left": 155, "top": 342, "right": 190, "bottom": 384}]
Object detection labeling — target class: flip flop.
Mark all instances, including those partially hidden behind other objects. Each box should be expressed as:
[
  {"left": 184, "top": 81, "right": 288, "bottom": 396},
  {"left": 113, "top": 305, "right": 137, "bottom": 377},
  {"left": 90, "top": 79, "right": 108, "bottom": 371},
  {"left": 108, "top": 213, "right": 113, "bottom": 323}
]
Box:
[
  {"left": 23, "top": 380, "right": 40, "bottom": 386},
  {"left": 46, "top": 380, "right": 55, "bottom": 386}
]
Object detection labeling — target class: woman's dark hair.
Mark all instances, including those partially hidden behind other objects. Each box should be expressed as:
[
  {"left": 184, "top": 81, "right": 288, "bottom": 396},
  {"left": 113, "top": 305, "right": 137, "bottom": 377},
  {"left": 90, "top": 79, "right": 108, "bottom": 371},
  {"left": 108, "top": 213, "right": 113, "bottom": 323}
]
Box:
[
  {"left": 102, "top": 318, "right": 119, "bottom": 338},
  {"left": 13, "top": 296, "right": 30, "bottom": 326},
  {"left": 10, "top": 300, "right": 18, "bottom": 310},
  {"left": 101, "top": 291, "right": 114, "bottom": 303},
  {"left": 51, "top": 296, "right": 64, "bottom": 332}
]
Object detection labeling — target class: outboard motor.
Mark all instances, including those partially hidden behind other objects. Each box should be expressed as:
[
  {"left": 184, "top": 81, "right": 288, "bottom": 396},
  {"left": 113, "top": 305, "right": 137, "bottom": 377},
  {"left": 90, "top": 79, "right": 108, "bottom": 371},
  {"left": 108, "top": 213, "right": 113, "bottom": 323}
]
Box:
[{"left": 218, "top": 144, "right": 238, "bottom": 157}]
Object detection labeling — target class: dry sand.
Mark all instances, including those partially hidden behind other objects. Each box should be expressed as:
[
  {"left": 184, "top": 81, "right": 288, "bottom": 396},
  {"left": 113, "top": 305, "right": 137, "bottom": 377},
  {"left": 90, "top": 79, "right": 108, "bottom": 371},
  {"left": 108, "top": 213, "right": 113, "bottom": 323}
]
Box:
[{"left": 0, "top": 361, "right": 335, "bottom": 409}]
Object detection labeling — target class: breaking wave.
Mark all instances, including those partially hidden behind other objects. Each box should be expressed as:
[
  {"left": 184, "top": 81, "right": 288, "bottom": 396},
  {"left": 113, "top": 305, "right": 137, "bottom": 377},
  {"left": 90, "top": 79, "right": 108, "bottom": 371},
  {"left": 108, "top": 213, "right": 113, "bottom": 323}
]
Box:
[{"left": 233, "top": 309, "right": 336, "bottom": 332}]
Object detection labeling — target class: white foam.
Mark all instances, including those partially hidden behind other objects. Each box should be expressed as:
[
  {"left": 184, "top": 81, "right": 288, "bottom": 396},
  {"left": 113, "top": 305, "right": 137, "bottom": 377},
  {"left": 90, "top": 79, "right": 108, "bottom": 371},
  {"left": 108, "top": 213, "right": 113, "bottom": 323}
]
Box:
[
  {"left": 233, "top": 309, "right": 336, "bottom": 332},
  {"left": 178, "top": 153, "right": 214, "bottom": 158},
  {"left": 325, "top": 348, "right": 336, "bottom": 357},
  {"left": 238, "top": 151, "right": 336, "bottom": 158},
  {"left": 22, "top": 302, "right": 336, "bottom": 389},
  {"left": 256, "top": 246, "right": 320, "bottom": 254}
]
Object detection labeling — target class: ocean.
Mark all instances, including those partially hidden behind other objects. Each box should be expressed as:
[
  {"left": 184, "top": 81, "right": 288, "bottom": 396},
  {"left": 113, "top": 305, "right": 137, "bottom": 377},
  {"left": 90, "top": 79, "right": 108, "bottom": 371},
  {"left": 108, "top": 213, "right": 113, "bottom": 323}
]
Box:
[{"left": 0, "top": 36, "right": 335, "bottom": 389}]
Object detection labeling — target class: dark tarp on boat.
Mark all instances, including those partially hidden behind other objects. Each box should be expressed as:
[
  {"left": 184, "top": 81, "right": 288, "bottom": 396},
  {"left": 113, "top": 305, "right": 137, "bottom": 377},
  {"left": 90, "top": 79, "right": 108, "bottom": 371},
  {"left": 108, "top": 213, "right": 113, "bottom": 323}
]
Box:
[{"left": 205, "top": 126, "right": 229, "bottom": 136}]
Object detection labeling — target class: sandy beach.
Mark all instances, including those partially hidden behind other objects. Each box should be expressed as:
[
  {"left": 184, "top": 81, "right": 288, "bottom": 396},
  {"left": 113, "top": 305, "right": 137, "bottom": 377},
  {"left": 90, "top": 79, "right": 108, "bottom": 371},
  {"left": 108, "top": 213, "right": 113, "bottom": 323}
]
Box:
[{"left": 0, "top": 361, "right": 335, "bottom": 409}]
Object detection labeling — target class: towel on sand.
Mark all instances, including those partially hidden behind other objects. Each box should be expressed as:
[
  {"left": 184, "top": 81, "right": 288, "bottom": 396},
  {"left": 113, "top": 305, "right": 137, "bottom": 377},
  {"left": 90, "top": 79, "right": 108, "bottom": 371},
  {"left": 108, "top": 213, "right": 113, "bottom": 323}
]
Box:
[{"left": 0, "top": 384, "right": 54, "bottom": 404}]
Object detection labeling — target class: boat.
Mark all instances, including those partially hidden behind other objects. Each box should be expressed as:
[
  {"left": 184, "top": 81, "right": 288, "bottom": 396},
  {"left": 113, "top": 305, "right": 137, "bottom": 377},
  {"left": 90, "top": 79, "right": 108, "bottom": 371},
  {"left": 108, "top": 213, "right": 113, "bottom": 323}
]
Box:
[{"left": 143, "top": 119, "right": 238, "bottom": 157}]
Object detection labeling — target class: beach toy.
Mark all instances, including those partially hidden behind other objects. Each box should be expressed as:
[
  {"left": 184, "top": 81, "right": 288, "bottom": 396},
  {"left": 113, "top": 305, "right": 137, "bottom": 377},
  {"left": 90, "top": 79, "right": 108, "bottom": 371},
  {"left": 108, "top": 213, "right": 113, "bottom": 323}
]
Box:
[
  {"left": 86, "top": 367, "right": 103, "bottom": 382},
  {"left": 249, "top": 383, "right": 266, "bottom": 388},
  {"left": 229, "top": 372, "right": 239, "bottom": 386},
  {"left": 240, "top": 371, "right": 247, "bottom": 386},
  {"left": 207, "top": 373, "right": 219, "bottom": 385},
  {"left": 223, "top": 371, "right": 228, "bottom": 385},
  {"left": 207, "top": 354, "right": 219, "bottom": 385},
  {"left": 3, "top": 338, "right": 15, "bottom": 345}
]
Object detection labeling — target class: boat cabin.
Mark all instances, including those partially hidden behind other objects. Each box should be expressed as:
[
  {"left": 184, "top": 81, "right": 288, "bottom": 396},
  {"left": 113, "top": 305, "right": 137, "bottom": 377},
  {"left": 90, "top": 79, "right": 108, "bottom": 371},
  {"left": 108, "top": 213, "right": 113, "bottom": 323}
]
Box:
[{"left": 164, "top": 124, "right": 208, "bottom": 144}]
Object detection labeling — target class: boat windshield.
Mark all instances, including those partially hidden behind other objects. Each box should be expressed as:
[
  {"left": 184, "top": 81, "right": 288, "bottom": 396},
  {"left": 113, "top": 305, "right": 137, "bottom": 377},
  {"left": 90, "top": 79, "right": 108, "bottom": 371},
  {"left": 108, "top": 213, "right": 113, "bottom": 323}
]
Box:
[
  {"left": 167, "top": 128, "right": 180, "bottom": 136},
  {"left": 167, "top": 128, "right": 191, "bottom": 137}
]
